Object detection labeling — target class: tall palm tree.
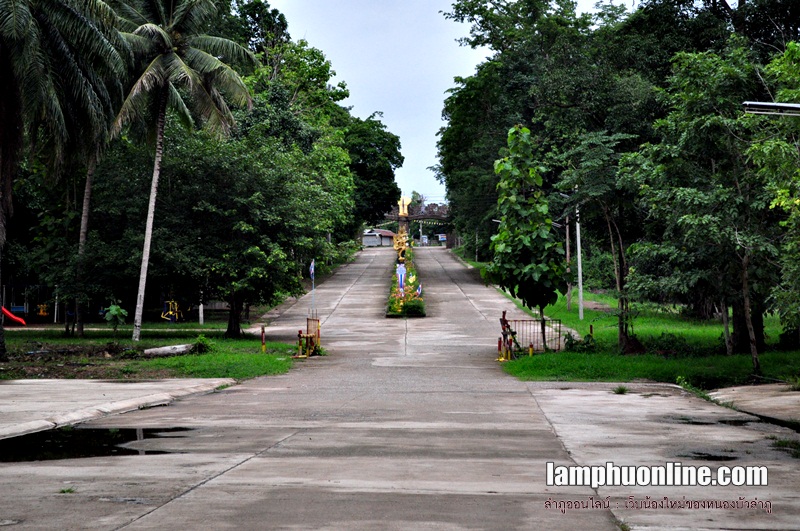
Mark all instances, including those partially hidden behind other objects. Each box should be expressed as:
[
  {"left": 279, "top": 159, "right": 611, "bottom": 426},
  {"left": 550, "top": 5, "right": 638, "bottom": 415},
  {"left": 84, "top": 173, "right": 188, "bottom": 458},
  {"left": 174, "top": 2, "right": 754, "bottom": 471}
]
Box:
[
  {"left": 0, "top": 0, "right": 126, "bottom": 356},
  {"left": 109, "top": 0, "right": 255, "bottom": 341}
]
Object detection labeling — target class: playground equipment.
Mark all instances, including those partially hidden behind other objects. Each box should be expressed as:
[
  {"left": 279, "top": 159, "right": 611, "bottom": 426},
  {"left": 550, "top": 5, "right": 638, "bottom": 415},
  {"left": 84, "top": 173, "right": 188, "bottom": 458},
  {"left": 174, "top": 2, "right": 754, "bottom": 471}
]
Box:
[
  {"left": 1, "top": 307, "right": 26, "bottom": 326},
  {"left": 161, "top": 300, "right": 183, "bottom": 323},
  {"left": 497, "top": 310, "right": 562, "bottom": 361},
  {"left": 295, "top": 311, "right": 321, "bottom": 359}
]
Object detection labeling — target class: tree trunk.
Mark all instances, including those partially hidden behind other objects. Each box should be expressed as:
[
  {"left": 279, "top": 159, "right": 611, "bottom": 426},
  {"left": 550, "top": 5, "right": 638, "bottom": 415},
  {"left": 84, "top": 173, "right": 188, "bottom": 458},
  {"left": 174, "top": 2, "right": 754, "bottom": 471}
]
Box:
[
  {"left": 720, "top": 299, "right": 733, "bottom": 356},
  {"left": 225, "top": 290, "right": 243, "bottom": 338},
  {"left": 75, "top": 150, "right": 98, "bottom": 338},
  {"left": 741, "top": 253, "right": 761, "bottom": 374},
  {"left": 732, "top": 296, "right": 765, "bottom": 353},
  {"left": 132, "top": 91, "right": 169, "bottom": 342},
  {"left": 604, "top": 206, "right": 633, "bottom": 351},
  {"left": 538, "top": 304, "right": 547, "bottom": 351}
]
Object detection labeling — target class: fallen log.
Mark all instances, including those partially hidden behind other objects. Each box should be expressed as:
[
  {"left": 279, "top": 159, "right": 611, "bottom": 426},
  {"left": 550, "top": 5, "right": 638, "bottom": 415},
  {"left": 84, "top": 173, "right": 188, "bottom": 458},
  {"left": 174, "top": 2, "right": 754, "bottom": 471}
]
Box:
[{"left": 142, "top": 344, "right": 194, "bottom": 357}]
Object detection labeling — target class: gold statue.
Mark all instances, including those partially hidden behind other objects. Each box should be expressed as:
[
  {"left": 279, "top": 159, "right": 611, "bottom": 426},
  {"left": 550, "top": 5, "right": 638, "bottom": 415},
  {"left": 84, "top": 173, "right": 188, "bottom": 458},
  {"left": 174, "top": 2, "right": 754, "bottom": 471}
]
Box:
[
  {"left": 398, "top": 196, "right": 411, "bottom": 217},
  {"left": 393, "top": 226, "right": 409, "bottom": 262}
]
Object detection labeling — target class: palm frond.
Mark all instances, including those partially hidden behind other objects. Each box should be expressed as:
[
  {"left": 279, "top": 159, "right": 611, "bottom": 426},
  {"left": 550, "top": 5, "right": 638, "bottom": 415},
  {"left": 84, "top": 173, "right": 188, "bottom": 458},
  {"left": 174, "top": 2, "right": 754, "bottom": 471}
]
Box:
[
  {"left": 133, "top": 22, "right": 172, "bottom": 49},
  {"left": 10, "top": 28, "right": 48, "bottom": 126},
  {"left": 0, "top": 0, "right": 33, "bottom": 41},
  {"left": 107, "top": 0, "right": 150, "bottom": 30},
  {"left": 188, "top": 34, "right": 258, "bottom": 68},
  {"left": 184, "top": 47, "right": 251, "bottom": 109},
  {"left": 46, "top": 0, "right": 126, "bottom": 77},
  {"left": 141, "top": 0, "right": 167, "bottom": 27},
  {"left": 35, "top": 8, "right": 108, "bottom": 139},
  {"left": 122, "top": 31, "right": 155, "bottom": 56},
  {"left": 168, "top": 52, "right": 233, "bottom": 136},
  {"left": 170, "top": 0, "right": 215, "bottom": 35},
  {"left": 113, "top": 56, "right": 166, "bottom": 136},
  {"left": 163, "top": 50, "right": 198, "bottom": 89},
  {"left": 167, "top": 83, "right": 194, "bottom": 130}
]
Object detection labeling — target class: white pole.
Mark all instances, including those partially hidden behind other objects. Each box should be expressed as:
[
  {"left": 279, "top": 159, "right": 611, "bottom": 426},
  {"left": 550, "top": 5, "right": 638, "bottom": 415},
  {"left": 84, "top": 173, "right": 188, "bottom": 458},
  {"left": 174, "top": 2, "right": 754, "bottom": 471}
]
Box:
[
  {"left": 576, "top": 205, "right": 584, "bottom": 320},
  {"left": 310, "top": 259, "right": 316, "bottom": 314}
]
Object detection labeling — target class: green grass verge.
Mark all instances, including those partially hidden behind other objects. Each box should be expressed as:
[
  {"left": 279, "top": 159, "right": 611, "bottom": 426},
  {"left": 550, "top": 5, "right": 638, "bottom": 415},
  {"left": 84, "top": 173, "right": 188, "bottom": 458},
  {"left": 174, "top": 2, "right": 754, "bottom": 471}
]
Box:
[
  {"left": 502, "top": 350, "right": 800, "bottom": 390},
  {"left": 497, "top": 289, "right": 799, "bottom": 390},
  {"left": 2, "top": 329, "right": 296, "bottom": 381},
  {"left": 450, "top": 246, "right": 487, "bottom": 270},
  {"left": 125, "top": 339, "right": 295, "bottom": 380},
  {"left": 504, "top": 288, "right": 784, "bottom": 354}
]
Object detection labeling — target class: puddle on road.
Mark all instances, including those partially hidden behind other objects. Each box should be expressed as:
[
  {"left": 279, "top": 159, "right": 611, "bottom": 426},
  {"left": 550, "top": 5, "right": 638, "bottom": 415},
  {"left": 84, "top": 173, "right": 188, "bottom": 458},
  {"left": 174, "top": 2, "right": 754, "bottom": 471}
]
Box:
[
  {"left": 0, "top": 427, "right": 192, "bottom": 462},
  {"left": 678, "top": 451, "right": 738, "bottom": 462}
]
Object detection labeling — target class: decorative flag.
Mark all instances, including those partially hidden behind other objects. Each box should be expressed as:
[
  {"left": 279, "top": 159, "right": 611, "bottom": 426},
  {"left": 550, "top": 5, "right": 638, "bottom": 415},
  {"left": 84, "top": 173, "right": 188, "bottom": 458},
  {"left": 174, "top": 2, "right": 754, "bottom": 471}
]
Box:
[
  {"left": 396, "top": 263, "right": 406, "bottom": 290},
  {"left": 309, "top": 259, "right": 315, "bottom": 280},
  {"left": 416, "top": 285, "right": 422, "bottom": 297}
]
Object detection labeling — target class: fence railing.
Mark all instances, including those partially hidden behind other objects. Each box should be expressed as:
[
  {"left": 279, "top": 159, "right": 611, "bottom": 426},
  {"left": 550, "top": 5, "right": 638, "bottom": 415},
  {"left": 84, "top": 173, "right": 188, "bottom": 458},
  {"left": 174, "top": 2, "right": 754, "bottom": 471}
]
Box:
[{"left": 498, "top": 310, "right": 562, "bottom": 361}]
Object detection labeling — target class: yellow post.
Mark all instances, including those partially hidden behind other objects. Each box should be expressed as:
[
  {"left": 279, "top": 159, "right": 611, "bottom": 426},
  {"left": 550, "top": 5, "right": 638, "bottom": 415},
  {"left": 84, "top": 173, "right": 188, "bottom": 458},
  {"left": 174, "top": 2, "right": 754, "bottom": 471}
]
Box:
[{"left": 261, "top": 326, "right": 266, "bottom": 354}]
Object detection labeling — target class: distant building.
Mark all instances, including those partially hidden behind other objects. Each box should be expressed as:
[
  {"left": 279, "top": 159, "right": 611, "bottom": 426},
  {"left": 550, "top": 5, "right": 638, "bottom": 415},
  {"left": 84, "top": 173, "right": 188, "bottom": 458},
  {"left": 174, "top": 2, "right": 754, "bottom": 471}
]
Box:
[{"left": 362, "top": 228, "right": 396, "bottom": 247}]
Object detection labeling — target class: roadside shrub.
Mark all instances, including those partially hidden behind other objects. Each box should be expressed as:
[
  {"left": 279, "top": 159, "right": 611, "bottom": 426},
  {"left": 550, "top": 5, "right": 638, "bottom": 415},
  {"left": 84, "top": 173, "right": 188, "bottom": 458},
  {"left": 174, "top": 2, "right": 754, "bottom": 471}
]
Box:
[
  {"left": 564, "top": 333, "right": 596, "bottom": 353},
  {"left": 193, "top": 334, "right": 213, "bottom": 354}
]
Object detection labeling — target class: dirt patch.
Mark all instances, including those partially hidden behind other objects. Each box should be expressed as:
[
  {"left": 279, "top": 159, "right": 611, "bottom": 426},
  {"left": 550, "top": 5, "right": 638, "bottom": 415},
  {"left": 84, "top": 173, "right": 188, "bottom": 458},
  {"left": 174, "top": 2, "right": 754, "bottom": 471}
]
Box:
[
  {"left": 583, "top": 300, "right": 612, "bottom": 311},
  {"left": 0, "top": 344, "right": 182, "bottom": 380}
]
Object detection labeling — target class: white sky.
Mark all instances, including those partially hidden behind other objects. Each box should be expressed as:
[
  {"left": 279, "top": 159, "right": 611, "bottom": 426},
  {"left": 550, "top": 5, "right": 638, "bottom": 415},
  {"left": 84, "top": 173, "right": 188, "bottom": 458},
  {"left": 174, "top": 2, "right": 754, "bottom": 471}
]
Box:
[{"left": 269, "top": 0, "right": 630, "bottom": 203}]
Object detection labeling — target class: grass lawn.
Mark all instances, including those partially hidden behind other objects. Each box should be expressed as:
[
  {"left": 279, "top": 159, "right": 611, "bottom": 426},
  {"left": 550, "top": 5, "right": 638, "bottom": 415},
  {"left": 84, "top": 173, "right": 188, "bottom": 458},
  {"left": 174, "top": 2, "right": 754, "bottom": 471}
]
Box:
[
  {"left": 503, "top": 350, "right": 800, "bottom": 390},
  {"left": 1, "top": 327, "right": 296, "bottom": 381},
  {"left": 125, "top": 338, "right": 295, "bottom": 380},
  {"left": 499, "top": 286, "right": 799, "bottom": 390}
]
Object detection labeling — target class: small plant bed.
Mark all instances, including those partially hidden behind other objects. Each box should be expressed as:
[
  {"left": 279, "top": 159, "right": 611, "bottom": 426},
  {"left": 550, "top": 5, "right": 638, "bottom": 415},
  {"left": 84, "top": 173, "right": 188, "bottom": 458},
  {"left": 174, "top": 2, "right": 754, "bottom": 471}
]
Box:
[{"left": 386, "top": 248, "right": 426, "bottom": 318}]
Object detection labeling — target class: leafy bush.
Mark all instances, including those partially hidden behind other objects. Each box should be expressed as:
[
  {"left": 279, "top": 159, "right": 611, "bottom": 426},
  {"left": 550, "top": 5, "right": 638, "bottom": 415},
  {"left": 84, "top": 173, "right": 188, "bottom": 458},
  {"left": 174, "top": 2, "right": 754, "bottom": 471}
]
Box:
[
  {"left": 193, "top": 334, "right": 213, "bottom": 354},
  {"left": 564, "top": 333, "right": 596, "bottom": 353},
  {"left": 104, "top": 303, "right": 128, "bottom": 338},
  {"left": 582, "top": 248, "right": 617, "bottom": 291}
]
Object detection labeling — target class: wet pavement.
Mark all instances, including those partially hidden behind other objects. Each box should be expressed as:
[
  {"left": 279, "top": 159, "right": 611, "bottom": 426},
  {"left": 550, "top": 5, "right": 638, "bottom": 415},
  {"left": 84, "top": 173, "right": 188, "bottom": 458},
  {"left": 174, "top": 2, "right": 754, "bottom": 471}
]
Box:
[{"left": 0, "top": 247, "right": 798, "bottom": 530}]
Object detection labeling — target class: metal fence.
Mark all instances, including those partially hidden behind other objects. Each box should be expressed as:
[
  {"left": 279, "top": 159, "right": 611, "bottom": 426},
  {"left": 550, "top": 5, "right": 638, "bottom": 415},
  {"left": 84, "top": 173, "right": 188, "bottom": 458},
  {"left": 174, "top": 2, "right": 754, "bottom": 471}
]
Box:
[{"left": 498, "top": 311, "right": 562, "bottom": 360}]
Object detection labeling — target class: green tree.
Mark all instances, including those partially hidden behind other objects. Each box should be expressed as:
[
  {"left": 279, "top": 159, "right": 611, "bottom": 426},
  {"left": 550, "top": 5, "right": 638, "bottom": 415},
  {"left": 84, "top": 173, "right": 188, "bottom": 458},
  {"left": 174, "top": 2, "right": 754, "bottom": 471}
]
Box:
[
  {"left": 556, "top": 131, "right": 639, "bottom": 351},
  {"left": 622, "top": 43, "right": 781, "bottom": 372},
  {"left": 339, "top": 113, "right": 403, "bottom": 232},
  {"left": 109, "top": 0, "right": 256, "bottom": 341},
  {"left": 0, "top": 0, "right": 126, "bottom": 356},
  {"left": 748, "top": 41, "right": 800, "bottom": 340},
  {"left": 484, "top": 126, "right": 569, "bottom": 346}
]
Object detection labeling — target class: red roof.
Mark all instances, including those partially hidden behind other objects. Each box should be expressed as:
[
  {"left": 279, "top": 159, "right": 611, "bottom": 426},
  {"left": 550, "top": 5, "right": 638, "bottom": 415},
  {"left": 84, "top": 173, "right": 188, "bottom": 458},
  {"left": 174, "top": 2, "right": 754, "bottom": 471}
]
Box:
[{"left": 365, "top": 229, "right": 395, "bottom": 237}]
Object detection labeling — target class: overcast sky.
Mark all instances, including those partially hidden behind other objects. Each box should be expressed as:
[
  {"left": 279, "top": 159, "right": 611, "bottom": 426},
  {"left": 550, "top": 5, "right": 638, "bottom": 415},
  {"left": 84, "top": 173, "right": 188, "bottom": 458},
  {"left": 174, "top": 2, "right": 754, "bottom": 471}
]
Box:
[{"left": 269, "top": 0, "right": 630, "bottom": 203}]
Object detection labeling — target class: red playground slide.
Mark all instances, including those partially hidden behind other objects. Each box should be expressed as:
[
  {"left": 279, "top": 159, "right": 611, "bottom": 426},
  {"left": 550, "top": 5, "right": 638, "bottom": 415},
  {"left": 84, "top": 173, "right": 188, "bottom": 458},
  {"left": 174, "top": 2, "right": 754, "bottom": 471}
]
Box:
[{"left": 2, "top": 307, "right": 26, "bottom": 326}]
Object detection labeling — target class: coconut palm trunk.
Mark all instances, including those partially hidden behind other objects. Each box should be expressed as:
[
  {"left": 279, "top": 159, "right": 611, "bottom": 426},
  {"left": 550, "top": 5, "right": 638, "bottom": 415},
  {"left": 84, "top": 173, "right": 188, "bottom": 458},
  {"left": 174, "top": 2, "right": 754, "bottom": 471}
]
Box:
[
  {"left": 132, "top": 90, "right": 168, "bottom": 341},
  {"left": 110, "top": 0, "right": 255, "bottom": 342},
  {"left": 73, "top": 149, "right": 101, "bottom": 337}
]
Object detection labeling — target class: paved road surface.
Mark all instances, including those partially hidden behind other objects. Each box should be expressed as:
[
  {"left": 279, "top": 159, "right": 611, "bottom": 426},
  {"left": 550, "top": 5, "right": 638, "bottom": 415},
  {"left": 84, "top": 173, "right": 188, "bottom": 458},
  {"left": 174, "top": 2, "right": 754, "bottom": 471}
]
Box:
[{"left": 0, "top": 248, "right": 797, "bottom": 530}]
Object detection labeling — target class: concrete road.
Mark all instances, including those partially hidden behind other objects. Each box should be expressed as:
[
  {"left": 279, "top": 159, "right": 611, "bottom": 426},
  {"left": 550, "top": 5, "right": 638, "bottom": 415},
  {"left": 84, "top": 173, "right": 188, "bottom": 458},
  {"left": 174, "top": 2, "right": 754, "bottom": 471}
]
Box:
[{"left": 0, "top": 247, "right": 797, "bottom": 530}]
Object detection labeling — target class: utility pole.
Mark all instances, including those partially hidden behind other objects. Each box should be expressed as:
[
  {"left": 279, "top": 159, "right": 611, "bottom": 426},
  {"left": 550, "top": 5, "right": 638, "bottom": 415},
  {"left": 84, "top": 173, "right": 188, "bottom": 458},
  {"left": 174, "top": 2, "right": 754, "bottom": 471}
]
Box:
[
  {"left": 566, "top": 215, "right": 572, "bottom": 311},
  {"left": 576, "top": 205, "right": 584, "bottom": 320}
]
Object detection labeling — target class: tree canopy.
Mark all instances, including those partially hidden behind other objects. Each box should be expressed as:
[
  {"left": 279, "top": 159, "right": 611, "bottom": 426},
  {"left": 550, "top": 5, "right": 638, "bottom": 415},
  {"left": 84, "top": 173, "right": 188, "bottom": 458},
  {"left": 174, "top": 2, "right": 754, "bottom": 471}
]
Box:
[
  {"left": 437, "top": 0, "right": 800, "bottom": 365},
  {"left": 2, "top": 0, "right": 404, "bottom": 340}
]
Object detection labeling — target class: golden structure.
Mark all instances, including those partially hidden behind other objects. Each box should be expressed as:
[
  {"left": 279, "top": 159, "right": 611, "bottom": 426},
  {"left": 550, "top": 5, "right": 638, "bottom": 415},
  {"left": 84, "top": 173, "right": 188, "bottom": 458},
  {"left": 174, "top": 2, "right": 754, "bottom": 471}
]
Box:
[
  {"left": 398, "top": 196, "right": 411, "bottom": 217},
  {"left": 393, "top": 226, "right": 409, "bottom": 262}
]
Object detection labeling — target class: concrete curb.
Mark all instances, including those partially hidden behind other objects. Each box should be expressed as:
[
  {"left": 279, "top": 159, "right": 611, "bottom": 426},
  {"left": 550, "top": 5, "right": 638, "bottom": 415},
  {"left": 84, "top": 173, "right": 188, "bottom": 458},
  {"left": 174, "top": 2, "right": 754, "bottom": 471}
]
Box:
[{"left": 0, "top": 378, "right": 236, "bottom": 441}]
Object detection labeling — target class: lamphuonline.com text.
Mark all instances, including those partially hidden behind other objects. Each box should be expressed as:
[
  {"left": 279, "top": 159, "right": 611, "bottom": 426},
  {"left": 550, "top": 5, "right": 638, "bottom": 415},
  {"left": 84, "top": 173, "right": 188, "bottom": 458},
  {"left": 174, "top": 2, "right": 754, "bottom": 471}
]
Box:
[{"left": 546, "top": 461, "right": 768, "bottom": 489}]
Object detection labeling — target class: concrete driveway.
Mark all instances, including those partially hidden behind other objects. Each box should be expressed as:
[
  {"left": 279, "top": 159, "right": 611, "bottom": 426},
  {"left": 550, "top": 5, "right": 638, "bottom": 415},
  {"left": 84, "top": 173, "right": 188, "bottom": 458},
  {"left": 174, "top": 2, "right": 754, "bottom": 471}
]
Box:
[{"left": 0, "top": 247, "right": 797, "bottom": 530}]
